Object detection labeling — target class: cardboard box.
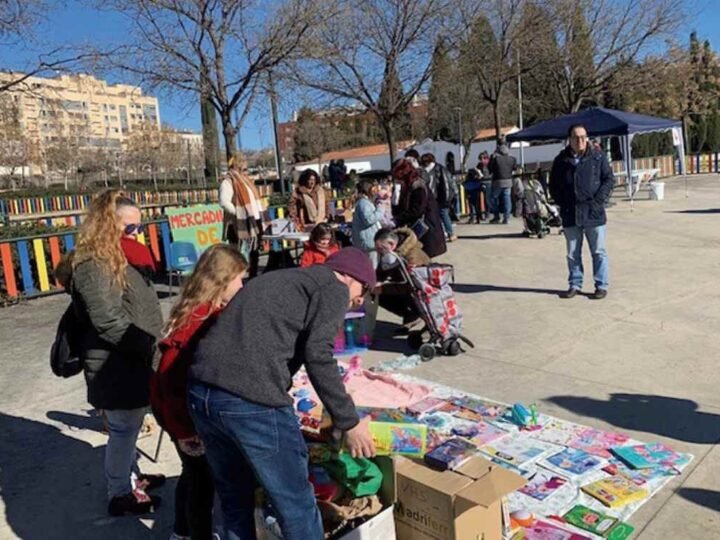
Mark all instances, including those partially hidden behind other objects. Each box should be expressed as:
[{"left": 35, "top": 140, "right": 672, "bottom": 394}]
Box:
[
  {"left": 393, "top": 455, "right": 526, "bottom": 540},
  {"left": 338, "top": 506, "right": 396, "bottom": 540}
]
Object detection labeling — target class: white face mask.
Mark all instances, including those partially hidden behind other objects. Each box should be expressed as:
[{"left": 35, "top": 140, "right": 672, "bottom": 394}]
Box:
[
  {"left": 380, "top": 252, "right": 400, "bottom": 270},
  {"left": 424, "top": 163, "right": 435, "bottom": 172}
]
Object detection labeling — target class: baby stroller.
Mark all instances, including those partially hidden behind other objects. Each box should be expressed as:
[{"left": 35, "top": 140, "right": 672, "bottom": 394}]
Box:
[
  {"left": 394, "top": 257, "right": 474, "bottom": 361},
  {"left": 519, "top": 177, "right": 562, "bottom": 238}
]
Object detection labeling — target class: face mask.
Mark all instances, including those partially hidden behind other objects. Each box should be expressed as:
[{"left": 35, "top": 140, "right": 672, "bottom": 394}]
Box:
[{"left": 380, "top": 252, "right": 400, "bottom": 270}]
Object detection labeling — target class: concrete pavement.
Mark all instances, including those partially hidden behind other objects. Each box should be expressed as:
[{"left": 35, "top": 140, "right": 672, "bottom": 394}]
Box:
[{"left": 1, "top": 175, "right": 718, "bottom": 538}]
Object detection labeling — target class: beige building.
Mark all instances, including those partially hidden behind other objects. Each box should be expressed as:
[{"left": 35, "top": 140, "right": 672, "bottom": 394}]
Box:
[{"left": 0, "top": 72, "right": 161, "bottom": 171}]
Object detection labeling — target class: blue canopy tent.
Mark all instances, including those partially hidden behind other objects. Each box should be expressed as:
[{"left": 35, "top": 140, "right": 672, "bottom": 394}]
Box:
[{"left": 506, "top": 107, "right": 685, "bottom": 207}]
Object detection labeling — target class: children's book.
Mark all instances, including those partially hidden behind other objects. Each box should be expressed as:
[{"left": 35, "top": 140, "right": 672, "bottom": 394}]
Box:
[
  {"left": 462, "top": 421, "right": 508, "bottom": 446},
  {"left": 581, "top": 476, "right": 649, "bottom": 508},
  {"left": 533, "top": 419, "right": 586, "bottom": 446},
  {"left": 368, "top": 421, "right": 427, "bottom": 457},
  {"left": 449, "top": 396, "right": 507, "bottom": 418},
  {"left": 562, "top": 505, "right": 619, "bottom": 537},
  {"left": 356, "top": 407, "right": 419, "bottom": 424},
  {"left": 611, "top": 442, "right": 688, "bottom": 471},
  {"left": 407, "top": 397, "right": 447, "bottom": 416},
  {"left": 567, "top": 428, "right": 630, "bottom": 458},
  {"left": 480, "top": 437, "right": 557, "bottom": 467},
  {"left": 545, "top": 448, "right": 602, "bottom": 476},
  {"left": 515, "top": 519, "right": 592, "bottom": 540},
  {"left": 603, "top": 458, "right": 679, "bottom": 486},
  {"left": 424, "top": 437, "right": 478, "bottom": 471},
  {"left": 292, "top": 389, "right": 324, "bottom": 434},
  {"left": 519, "top": 472, "right": 568, "bottom": 501}
]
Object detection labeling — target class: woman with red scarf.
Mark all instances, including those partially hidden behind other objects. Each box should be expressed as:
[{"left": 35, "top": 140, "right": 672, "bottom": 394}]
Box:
[
  {"left": 70, "top": 190, "right": 165, "bottom": 517},
  {"left": 392, "top": 159, "right": 447, "bottom": 258}
]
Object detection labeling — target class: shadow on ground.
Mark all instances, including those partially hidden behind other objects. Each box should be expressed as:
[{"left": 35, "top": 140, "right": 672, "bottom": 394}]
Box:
[
  {"left": 677, "top": 488, "right": 720, "bottom": 512},
  {"left": 546, "top": 393, "right": 720, "bottom": 444},
  {"left": 0, "top": 412, "right": 174, "bottom": 539},
  {"left": 457, "top": 232, "right": 527, "bottom": 241},
  {"left": 46, "top": 410, "right": 106, "bottom": 434},
  {"left": 453, "top": 283, "right": 563, "bottom": 296},
  {"left": 369, "top": 321, "right": 414, "bottom": 355},
  {"left": 665, "top": 208, "right": 720, "bottom": 214}
]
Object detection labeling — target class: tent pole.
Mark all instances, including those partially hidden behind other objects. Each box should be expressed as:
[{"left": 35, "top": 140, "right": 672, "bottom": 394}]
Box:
[
  {"left": 678, "top": 129, "right": 688, "bottom": 199},
  {"left": 625, "top": 135, "right": 634, "bottom": 212}
]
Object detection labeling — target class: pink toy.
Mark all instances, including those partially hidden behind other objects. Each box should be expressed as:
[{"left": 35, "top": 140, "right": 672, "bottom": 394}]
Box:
[{"left": 343, "top": 355, "right": 363, "bottom": 383}]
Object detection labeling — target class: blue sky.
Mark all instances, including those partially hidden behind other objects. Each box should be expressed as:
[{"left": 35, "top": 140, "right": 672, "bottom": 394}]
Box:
[{"left": 1, "top": 1, "right": 719, "bottom": 150}]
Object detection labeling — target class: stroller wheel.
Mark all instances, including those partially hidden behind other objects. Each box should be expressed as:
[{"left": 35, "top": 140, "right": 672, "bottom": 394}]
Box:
[
  {"left": 442, "top": 339, "right": 462, "bottom": 356},
  {"left": 538, "top": 230, "right": 545, "bottom": 239},
  {"left": 522, "top": 230, "right": 531, "bottom": 237},
  {"left": 419, "top": 344, "right": 436, "bottom": 362},
  {"left": 408, "top": 331, "right": 424, "bottom": 350}
]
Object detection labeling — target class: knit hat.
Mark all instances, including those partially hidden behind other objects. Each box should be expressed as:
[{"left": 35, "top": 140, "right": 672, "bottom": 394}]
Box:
[{"left": 325, "top": 247, "right": 377, "bottom": 288}]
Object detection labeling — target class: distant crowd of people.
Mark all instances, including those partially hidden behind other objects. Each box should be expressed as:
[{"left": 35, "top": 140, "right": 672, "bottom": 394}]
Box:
[{"left": 60, "top": 123, "right": 615, "bottom": 539}]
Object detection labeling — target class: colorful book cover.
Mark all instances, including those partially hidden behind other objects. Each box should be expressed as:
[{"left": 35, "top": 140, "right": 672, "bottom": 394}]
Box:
[
  {"left": 546, "top": 448, "right": 602, "bottom": 476},
  {"left": 424, "top": 437, "right": 478, "bottom": 471},
  {"left": 369, "top": 421, "right": 427, "bottom": 457},
  {"left": 449, "top": 396, "right": 507, "bottom": 418},
  {"left": 611, "top": 442, "right": 688, "bottom": 470},
  {"left": 567, "top": 428, "right": 630, "bottom": 458},
  {"left": 407, "top": 397, "right": 447, "bottom": 416},
  {"left": 292, "top": 390, "right": 324, "bottom": 434},
  {"left": 517, "top": 519, "right": 592, "bottom": 540},
  {"left": 519, "top": 472, "right": 568, "bottom": 501},
  {"left": 466, "top": 421, "right": 509, "bottom": 446},
  {"left": 562, "top": 505, "right": 619, "bottom": 536},
  {"left": 603, "top": 458, "right": 680, "bottom": 486},
  {"left": 533, "top": 419, "right": 586, "bottom": 446},
  {"left": 356, "top": 407, "right": 419, "bottom": 424},
  {"left": 605, "top": 522, "right": 635, "bottom": 540},
  {"left": 581, "top": 476, "right": 649, "bottom": 508},
  {"left": 480, "top": 437, "right": 557, "bottom": 467}
]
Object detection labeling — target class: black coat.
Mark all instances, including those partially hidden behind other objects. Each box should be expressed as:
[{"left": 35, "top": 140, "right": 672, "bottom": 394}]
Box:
[
  {"left": 549, "top": 146, "right": 615, "bottom": 228},
  {"left": 395, "top": 178, "right": 447, "bottom": 258},
  {"left": 72, "top": 260, "right": 163, "bottom": 410}
]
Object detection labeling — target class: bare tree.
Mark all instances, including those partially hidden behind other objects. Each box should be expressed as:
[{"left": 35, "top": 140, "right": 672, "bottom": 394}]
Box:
[
  {"left": 0, "top": 94, "right": 28, "bottom": 188},
  {"left": 44, "top": 135, "right": 82, "bottom": 190},
  {"left": 0, "top": 1, "right": 108, "bottom": 93},
  {"left": 290, "top": 0, "right": 450, "bottom": 162},
  {"left": 99, "top": 0, "right": 317, "bottom": 160},
  {"left": 544, "top": 0, "right": 686, "bottom": 113}
]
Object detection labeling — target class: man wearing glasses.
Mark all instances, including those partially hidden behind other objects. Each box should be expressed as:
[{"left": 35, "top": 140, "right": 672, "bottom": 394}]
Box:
[
  {"left": 550, "top": 124, "right": 615, "bottom": 300},
  {"left": 188, "top": 247, "right": 376, "bottom": 540}
]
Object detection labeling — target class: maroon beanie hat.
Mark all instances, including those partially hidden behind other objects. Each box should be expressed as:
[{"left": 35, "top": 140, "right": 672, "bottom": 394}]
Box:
[{"left": 324, "top": 247, "right": 377, "bottom": 288}]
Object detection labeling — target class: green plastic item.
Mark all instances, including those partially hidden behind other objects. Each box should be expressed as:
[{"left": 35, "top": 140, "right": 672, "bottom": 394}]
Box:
[{"left": 323, "top": 454, "right": 383, "bottom": 497}]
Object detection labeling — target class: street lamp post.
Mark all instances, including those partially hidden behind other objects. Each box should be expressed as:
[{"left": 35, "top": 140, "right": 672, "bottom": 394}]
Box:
[{"left": 455, "top": 106, "right": 463, "bottom": 174}]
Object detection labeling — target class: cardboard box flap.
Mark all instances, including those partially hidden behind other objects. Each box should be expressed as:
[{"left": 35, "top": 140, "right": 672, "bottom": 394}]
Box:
[
  {"left": 394, "top": 456, "right": 474, "bottom": 495},
  {"left": 455, "top": 466, "right": 526, "bottom": 508},
  {"left": 454, "top": 455, "right": 497, "bottom": 480}
]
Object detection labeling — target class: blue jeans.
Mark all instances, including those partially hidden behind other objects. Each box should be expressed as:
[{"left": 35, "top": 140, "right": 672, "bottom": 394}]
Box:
[
  {"left": 187, "top": 382, "right": 322, "bottom": 540},
  {"left": 492, "top": 186, "right": 512, "bottom": 221},
  {"left": 466, "top": 191, "right": 479, "bottom": 220},
  {"left": 564, "top": 225, "right": 609, "bottom": 290},
  {"left": 439, "top": 207, "right": 454, "bottom": 237},
  {"left": 104, "top": 407, "right": 145, "bottom": 499}
]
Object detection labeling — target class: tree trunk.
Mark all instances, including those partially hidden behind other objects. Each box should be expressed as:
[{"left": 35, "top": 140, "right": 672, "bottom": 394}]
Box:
[
  {"left": 200, "top": 85, "right": 220, "bottom": 184},
  {"left": 221, "top": 109, "right": 237, "bottom": 161},
  {"left": 492, "top": 102, "right": 502, "bottom": 140},
  {"left": 383, "top": 119, "right": 397, "bottom": 164}
]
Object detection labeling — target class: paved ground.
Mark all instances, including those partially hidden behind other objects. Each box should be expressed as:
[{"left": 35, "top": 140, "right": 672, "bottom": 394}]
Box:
[{"left": 1, "top": 175, "right": 719, "bottom": 539}]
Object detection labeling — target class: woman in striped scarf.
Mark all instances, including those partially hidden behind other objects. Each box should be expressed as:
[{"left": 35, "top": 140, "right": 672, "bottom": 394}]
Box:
[{"left": 220, "top": 154, "right": 265, "bottom": 277}]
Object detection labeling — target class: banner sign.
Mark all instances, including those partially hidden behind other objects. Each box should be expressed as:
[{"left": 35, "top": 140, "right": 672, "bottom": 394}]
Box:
[{"left": 166, "top": 204, "right": 224, "bottom": 254}]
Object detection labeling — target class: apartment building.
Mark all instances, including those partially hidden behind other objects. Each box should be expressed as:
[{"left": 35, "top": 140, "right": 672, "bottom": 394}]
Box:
[{"left": 0, "top": 72, "right": 161, "bottom": 151}]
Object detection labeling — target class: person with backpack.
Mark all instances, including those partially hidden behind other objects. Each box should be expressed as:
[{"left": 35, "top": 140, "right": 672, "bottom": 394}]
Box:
[
  {"left": 151, "top": 244, "right": 248, "bottom": 540},
  {"left": 420, "top": 153, "right": 458, "bottom": 241},
  {"left": 69, "top": 190, "right": 164, "bottom": 516}
]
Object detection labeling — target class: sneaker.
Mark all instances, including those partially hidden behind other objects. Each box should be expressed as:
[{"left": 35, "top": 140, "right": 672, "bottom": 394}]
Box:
[
  {"left": 108, "top": 490, "right": 161, "bottom": 516},
  {"left": 591, "top": 288, "right": 608, "bottom": 300},
  {"left": 489, "top": 218, "right": 500, "bottom": 224},
  {"left": 449, "top": 235, "right": 459, "bottom": 242},
  {"left": 561, "top": 288, "right": 579, "bottom": 299},
  {"left": 501, "top": 218, "right": 509, "bottom": 225},
  {"left": 136, "top": 473, "right": 166, "bottom": 492}
]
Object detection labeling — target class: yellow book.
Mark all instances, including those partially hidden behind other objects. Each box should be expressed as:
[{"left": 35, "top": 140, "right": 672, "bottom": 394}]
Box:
[{"left": 581, "top": 476, "right": 649, "bottom": 508}]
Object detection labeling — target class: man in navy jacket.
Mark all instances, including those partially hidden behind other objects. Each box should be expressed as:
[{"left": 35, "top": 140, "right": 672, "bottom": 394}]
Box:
[{"left": 550, "top": 124, "right": 615, "bottom": 299}]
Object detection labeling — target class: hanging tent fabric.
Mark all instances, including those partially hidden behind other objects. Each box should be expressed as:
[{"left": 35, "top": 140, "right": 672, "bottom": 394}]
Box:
[{"left": 506, "top": 107, "right": 686, "bottom": 207}]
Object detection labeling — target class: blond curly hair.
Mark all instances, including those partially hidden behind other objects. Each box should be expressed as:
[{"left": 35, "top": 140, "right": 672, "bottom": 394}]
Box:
[
  {"left": 72, "top": 189, "right": 134, "bottom": 287},
  {"left": 165, "top": 244, "right": 248, "bottom": 336}
]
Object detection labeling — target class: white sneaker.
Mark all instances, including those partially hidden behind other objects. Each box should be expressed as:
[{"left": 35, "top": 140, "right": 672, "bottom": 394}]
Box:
[{"left": 169, "top": 534, "right": 191, "bottom": 540}]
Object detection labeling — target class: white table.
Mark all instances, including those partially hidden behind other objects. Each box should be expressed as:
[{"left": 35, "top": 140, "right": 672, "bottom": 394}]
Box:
[{"left": 616, "top": 168, "right": 661, "bottom": 197}]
